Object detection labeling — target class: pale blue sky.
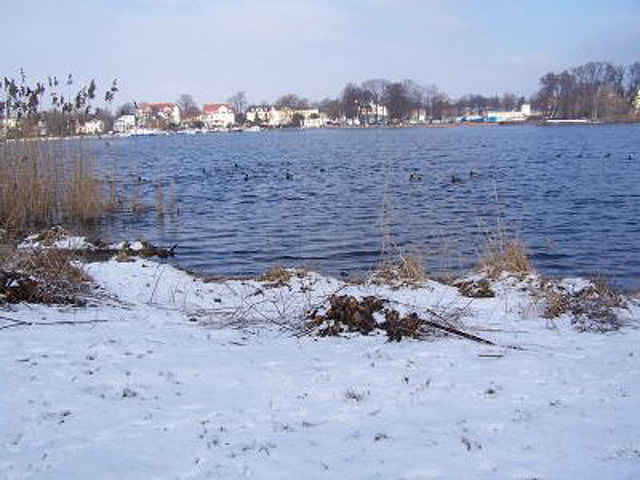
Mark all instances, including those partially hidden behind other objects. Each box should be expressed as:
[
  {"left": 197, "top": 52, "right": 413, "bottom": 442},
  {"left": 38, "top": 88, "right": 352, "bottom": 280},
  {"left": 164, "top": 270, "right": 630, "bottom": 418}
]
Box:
[{"left": 1, "top": 0, "right": 639, "bottom": 106}]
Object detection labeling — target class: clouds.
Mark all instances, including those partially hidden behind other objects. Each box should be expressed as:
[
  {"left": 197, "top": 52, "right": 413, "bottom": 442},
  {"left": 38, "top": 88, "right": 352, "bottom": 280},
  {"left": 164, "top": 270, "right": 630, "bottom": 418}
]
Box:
[{"left": 1, "top": 0, "right": 638, "bottom": 104}]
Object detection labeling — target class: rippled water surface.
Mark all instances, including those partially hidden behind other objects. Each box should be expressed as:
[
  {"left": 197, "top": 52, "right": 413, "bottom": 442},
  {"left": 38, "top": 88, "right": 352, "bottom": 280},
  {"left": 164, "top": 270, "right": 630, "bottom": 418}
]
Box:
[{"left": 94, "top": 125, "right": 640, "bottom": 289}]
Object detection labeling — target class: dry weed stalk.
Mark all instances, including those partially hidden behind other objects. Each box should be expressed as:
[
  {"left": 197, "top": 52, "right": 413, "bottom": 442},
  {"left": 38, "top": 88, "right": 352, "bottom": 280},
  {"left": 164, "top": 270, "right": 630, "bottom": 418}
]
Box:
[
  {"left": 169, "top": 178, "right": 178, "bottom": 218},
  {"left": 373, "top": 249, "right": 429, "bottom": 285},
  {"left": 155, "top": 179, "right": 165, "bottom": 221},
  {"left": 479, "top": 228, "right": 532, "bottom": 279},
  {"left": 259, "top": 266, "right": 293, "bottom": 283}
]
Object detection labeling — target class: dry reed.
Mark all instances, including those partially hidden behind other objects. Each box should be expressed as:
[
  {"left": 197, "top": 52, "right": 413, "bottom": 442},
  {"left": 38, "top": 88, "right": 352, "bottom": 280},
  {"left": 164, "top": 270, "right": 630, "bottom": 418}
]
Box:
[
  {"left": 373, "top": 249, "right": 429, "bottom": 285},
  {"left": 0, "top": 139, "right": 110, "bottom": 237},
  {"left": 479, "top": 227, "right": 532, "bottom": 279},
  {"left": 155, "top": 179, "right": 165, "bottom": 221}
]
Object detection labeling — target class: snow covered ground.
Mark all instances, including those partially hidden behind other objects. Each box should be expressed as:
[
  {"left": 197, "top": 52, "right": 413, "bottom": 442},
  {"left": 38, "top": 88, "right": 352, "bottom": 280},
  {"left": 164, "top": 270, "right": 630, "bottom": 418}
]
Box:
[{"left": 1, "top": 258, "right": 639, "bottom": 479}]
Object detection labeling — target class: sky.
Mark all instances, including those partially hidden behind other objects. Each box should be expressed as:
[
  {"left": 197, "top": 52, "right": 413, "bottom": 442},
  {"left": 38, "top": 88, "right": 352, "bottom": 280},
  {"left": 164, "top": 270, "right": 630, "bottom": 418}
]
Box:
[{"left": 1, "top": 0, "right": 639, "bottom": 107}]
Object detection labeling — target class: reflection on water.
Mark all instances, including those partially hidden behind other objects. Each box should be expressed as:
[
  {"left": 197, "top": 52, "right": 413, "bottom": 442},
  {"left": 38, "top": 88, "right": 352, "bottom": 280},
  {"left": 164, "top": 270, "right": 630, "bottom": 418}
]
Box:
[{"left": 93, "top": 125, "right": 640, "bottom": 290}]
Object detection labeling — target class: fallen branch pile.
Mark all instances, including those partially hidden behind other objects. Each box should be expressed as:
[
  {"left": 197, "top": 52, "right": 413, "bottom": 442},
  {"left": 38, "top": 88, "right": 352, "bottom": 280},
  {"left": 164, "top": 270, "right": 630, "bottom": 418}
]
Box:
[{"left": 307, "top": 294, "right": 495, "bottom": 344}]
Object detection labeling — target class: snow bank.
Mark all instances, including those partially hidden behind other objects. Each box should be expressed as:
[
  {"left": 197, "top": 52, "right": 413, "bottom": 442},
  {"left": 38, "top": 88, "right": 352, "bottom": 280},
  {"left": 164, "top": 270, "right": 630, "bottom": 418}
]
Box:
[{"left": 1, "top": 259, "right": 639, "bottom": 479}]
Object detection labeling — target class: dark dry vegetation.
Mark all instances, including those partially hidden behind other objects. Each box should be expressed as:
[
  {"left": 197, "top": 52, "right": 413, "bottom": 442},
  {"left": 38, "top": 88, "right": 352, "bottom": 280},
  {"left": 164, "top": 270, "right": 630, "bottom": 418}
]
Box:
[
  {"left": 306, "top": 294, "right": 476, "bottom": 342},
  {"left": 0, "top": 247, "right": 91, "bottom": 305},
  {"left": 540, "top": 279, "right": 626, "bottom": 332},
  {"left": 370, "top": 252, "right": 429, "bottom": 286}
]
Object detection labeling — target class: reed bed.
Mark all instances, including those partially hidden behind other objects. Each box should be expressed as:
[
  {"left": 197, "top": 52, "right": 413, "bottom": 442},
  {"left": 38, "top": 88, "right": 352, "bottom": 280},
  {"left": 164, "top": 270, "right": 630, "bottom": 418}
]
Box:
[{"left": 0, "top": 139, "right": 108, "bottom": 237}]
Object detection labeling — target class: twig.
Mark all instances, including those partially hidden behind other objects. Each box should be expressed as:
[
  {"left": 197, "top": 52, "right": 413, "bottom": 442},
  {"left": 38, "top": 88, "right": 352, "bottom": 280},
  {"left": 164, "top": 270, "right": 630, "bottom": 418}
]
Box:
[
  {"left": 420, "top": 318, "right": 496, "bottom": 345},
  {"left": 148, "top": 264, "right": 166, "bottom": 305},
  {"left": 0, "top": 318, "right": 109, "bottom": 331},
  {"left": 0, "top": 316, "right": 32, "bottom": 330}
]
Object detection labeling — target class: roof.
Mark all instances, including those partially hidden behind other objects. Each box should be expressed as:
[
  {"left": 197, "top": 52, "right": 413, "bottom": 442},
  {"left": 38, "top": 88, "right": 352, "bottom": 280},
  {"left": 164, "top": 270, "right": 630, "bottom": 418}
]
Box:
[
  {"left": 138, "top": 103, "right": 176, "bottom": 112},
  {"left": 203, "top": 103, "right": 234, "bottom": 114}
]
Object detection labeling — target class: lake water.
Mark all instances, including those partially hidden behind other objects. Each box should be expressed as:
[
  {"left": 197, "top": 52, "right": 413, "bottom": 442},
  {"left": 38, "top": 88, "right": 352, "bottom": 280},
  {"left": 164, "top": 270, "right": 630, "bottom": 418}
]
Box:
[{"left": 94, "top": 124, "right": 640, "bottom": 290}]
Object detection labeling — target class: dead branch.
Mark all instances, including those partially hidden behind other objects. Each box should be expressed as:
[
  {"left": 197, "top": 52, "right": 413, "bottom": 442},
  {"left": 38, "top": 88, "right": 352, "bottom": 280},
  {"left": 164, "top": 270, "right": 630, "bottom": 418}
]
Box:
[{"left": 0, "top": 316, "right": 109, "bottom": 331}]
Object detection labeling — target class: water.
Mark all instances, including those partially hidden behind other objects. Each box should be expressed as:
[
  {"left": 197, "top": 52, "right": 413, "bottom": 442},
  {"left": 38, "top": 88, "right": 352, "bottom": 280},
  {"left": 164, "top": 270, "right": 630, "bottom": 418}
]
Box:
[{"left": 94, "top": 124, "right": 640, "bottom": 290}]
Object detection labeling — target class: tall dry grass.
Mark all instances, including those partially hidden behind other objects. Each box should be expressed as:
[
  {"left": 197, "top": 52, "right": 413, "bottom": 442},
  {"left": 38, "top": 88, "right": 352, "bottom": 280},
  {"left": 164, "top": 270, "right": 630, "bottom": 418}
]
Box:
[
  {"left": 478, "top": 225, "right": 532, "bottom": 278},
  {"left": 0, "top": 139, "right": 109, "bottom": 237}
]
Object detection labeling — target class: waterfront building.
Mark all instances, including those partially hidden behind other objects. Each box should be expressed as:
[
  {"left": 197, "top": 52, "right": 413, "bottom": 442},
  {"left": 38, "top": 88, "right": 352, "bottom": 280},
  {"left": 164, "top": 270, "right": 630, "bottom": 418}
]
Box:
[
  {"left": 136, "top": 103, "right": 181, "bottom": 128},
  {"left": 202, "top": 103, "right": 236, "bottom": 128},
  {"left": 114, "top": 114, "right": 136, "bottom": 133}
]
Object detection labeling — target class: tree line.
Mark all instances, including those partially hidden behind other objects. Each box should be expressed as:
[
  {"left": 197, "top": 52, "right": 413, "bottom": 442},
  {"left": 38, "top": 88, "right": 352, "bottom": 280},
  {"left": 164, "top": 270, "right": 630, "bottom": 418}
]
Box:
[
  {"left": 2, "top": 60, "right": 639, "bottom": 137},
  {"left": 532, "top": 61, "right": 640, "bottom": 120}
]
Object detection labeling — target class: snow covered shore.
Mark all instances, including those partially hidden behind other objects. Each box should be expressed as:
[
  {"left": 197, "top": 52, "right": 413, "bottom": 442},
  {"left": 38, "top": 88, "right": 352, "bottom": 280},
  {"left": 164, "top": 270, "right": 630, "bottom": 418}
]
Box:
[{"left": 1, "top": 257, "right": 639, "bottom": 479}]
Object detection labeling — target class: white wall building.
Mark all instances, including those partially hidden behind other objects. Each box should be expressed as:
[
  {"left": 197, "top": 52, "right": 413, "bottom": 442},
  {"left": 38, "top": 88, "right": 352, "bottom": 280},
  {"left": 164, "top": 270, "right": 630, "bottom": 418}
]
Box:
[
  {"left": 114, "top": 114, "right": 136, "bottom": 133},
  {"left": 246, "top": 107, "right": 324, "bottom": 127},
  {"left": 77, "top": 119, "right": 105, "bottom": 135},
  {"left": 202, "top": 103, "right": 235, "bottom": 128},
  {"left": 246, "top": 106, "right": 270, "bottom": 124}
]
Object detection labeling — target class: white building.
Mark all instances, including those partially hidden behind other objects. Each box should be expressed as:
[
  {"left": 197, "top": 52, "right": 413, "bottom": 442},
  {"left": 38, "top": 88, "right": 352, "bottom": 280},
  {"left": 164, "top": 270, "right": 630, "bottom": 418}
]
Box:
[
  {"left": 77, "top": 119, "right": 105, "bottom": 135},
  {"left": 202, "top": 103, "right": 235, "bottom": 128},
  {"left": 485, "top": 103, "right": 532, "bottom": 123},
  {"left": 245, "top": 106, "right": 271, "bottom": 124},
  {"left": 246, "top": 107, "right": 324, "bottom": 127},
  {"left": 114, "top": 114, "right": 136, "bottom": 133}
]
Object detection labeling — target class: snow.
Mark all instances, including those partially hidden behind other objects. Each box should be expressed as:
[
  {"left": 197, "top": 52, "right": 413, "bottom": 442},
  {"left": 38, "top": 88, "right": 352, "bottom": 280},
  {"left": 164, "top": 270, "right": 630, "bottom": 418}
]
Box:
[
  {"left": 109, "top": 241, "right": 146, "bottom": 251},
  {"left": 18, "top": 234, "right": 94, "bottom": 250},
  {"left": 1, "top": 258, "right": 639, "bottom": 479}
]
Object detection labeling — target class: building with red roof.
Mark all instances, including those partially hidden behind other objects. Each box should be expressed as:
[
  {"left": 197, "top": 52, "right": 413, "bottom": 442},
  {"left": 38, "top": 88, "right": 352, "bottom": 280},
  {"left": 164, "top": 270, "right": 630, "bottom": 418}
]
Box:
[{"left": 202, "top": 103, "right": 235, "bottom": 128}]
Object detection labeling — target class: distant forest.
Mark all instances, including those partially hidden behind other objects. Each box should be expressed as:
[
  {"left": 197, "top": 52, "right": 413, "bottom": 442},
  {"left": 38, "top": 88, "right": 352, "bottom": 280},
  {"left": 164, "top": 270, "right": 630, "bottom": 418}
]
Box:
[
  {"left": 534, "top": 61, "right": 640, "bottom": 119},
  {"left": 321, "top": 60, "right": 640, "bottom": 123}
]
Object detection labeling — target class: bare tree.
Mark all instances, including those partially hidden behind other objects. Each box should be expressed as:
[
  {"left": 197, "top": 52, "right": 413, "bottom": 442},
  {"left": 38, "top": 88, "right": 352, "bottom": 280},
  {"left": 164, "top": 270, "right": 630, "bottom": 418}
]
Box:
[
  {"left": 176, "top": 94, "right": 200, "bottom": 119},
  {"left": 340, "top": 83, "right": 364, "bottom": 122},
  {"left": 534, "top": 61, "right": 636, "bottom": 119},
  {"left": 402, "top": 79, "right": 425, "bottom": 121},
  {"left": 228, "top": 91, "right": 248, "bottom": 113},
  {"left": 361, "top": 79, "right": 389, "bottom": 124},
  {"left": 383, "top": 82, "right": 412, "bottom": 123},
  {"left": 318, "top": 97, "right": 340, "bottom": 121},
  {"left": 499, "top": 93, "right": 518, "bottom": 111},
  {"left": 116, "top": 102, "right": 135, "bottom": 117},
  {"left": 274, "top": 93, "right": 309, "bottom": 110}
]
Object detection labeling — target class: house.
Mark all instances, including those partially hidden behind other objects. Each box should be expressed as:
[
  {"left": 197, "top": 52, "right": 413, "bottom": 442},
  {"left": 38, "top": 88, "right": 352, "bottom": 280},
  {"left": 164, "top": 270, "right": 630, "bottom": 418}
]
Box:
[
  {"left": 246, "top": 106, "right": 324, "bottom": 127},
  {"left": 136, "top": 103, "right": 181, "bottom": 128},
  {"left": 359, "top": 102, "right": 388, "bottom": 125},
  {"left": 245, "top": 106, "right": 271, "bottom": 124},
  {"left": 408, "top": 108, "right": 428, "bottom": 124},
  {"left": 77, "top": 119, "right": 105, "bottom": 135},
  {"left": 299, "top": 109, "right": 324, "bottom": 128},
  {"left": 202, "top": 103, "right": 235, "bottom": 128},
  {"left": 114, "top": 114, "right": 136, "bottom": 133}
]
